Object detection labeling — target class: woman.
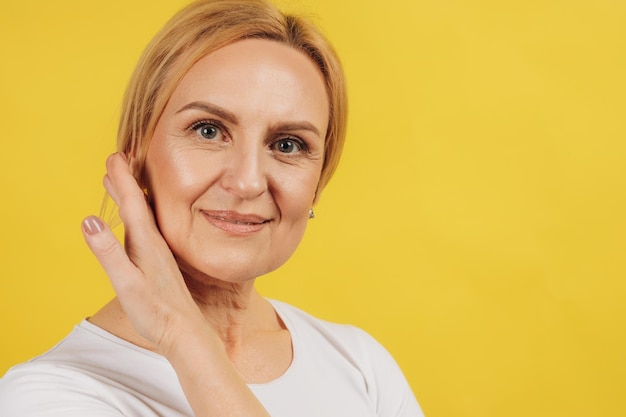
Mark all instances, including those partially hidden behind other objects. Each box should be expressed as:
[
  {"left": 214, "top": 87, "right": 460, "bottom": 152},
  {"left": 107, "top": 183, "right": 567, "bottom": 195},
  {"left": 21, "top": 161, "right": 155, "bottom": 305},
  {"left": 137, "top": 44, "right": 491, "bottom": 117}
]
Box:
[{"left": 0, "top": 0, "right": 423, "bottom": 416}]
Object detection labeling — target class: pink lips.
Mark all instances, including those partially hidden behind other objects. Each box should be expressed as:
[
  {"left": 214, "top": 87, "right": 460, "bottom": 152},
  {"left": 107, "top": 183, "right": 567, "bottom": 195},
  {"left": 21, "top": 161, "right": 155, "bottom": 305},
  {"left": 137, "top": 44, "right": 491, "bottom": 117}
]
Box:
[{"left": 202, "top": 210, "right": 270, "bottom": 235}]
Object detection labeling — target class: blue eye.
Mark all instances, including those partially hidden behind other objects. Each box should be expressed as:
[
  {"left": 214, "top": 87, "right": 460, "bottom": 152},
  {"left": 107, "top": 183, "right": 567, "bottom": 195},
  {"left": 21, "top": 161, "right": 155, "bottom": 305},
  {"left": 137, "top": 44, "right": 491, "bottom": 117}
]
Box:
[
  {"left": 190, "top": 121, "right": 223, "bottom": 140},
  {"left": 274, "top": 138, "right": 303, "bottom": 154},
  {"left": 198, "top": 124, "right": 220, "bottom": 140}
]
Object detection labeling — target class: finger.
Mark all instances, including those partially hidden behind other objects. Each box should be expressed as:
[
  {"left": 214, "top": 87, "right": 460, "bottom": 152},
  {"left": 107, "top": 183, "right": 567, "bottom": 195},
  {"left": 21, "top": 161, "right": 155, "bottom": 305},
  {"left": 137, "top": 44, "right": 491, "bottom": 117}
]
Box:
[
  {"left": 101, "top": 153, "right": 128, "bottom": 204},
  {"left": 82, "top": 214, "right": 171, "bottom": 346},
  {"left": 81, "top": 215, "right": 141, "bottom": 296},
  {"left": 104, "top": 153, "right": 155, "bottom": 233},
  {"left": 103, "top": 153, "right": 137, "bottom": 206}
]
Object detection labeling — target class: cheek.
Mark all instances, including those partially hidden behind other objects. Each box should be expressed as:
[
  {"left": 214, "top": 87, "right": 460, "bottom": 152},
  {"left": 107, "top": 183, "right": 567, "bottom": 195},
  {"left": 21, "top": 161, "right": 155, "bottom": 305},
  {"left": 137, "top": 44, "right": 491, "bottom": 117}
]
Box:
[
  {"left": 145, "top": 145, "right": 212, "bottom": 243},
  {"left": 148, "top": 144, "right": 208, "bottom": 198},
  {"left": 275, "top": 167, "right": 321, "bottom": 212},
  {"left": 268, "top": 174, "right": 318, "bottom": 271}
]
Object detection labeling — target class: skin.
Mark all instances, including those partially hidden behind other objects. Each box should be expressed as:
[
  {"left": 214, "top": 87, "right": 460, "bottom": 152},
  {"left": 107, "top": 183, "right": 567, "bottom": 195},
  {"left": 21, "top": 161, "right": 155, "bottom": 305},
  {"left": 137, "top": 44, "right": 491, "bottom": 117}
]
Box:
[
  {"left": 146, "top": 37, "right": 328, "bottom": 288},
  {"left": 82, "top": 38, "right": 330, "bottom": 416}
]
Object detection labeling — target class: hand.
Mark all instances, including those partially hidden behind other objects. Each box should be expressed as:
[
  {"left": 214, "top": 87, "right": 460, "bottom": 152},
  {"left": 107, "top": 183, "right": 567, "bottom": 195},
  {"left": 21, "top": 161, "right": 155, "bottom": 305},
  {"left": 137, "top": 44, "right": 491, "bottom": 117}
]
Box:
[
  {"left": 81, "top": 153, "right": 203, "bottom": 353},
  {"left": 82, "top": 153, "right": 271, "bottom": 416}
]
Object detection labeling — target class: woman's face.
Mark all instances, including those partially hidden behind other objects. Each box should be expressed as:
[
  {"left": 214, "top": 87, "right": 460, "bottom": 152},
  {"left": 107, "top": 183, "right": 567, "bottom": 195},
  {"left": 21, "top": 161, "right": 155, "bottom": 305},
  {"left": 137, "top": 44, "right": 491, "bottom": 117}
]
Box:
[{"left": 144, "top": 39, "right": 329, "bottom": 283}]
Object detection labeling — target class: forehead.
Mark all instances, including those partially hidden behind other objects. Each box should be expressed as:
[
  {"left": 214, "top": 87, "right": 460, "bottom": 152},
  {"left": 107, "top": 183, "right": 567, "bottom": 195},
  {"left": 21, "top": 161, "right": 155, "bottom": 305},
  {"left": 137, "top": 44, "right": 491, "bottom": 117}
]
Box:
[{"left": 167, "top": 38, "right": 329, "bottom": 131}]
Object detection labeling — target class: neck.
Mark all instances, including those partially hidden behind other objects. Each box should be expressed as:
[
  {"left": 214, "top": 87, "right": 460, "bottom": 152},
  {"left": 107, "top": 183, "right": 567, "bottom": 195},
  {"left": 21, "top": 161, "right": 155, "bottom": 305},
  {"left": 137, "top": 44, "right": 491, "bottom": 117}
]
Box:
[
  {"left": 182, "top": 270, "right": 273, "bottom": 345},
  {"left": 89, "top": 273, "right": 282, "bottom": 353}
]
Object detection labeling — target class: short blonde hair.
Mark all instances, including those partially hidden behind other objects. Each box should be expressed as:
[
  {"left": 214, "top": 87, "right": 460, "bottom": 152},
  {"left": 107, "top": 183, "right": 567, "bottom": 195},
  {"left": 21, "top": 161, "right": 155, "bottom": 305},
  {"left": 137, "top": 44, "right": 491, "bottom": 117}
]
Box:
[{"left": 118, "top": 0, "right": 347, "bottom": 194}]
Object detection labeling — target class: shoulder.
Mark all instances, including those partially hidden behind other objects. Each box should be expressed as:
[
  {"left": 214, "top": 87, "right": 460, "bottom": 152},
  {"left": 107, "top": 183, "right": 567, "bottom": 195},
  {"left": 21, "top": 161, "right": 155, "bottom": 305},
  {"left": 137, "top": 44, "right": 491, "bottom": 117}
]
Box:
[
  {"left": 270, "top": 299, "right": 388, "bottom": 358},
  {"left": 0, "top": 362, "right": 120, "bottom": 417},
  {"left": 269, "top": 299, "right": 425, "bottom": 417},
  {"left": 0, "top": 321, "right": 187, "bottom": 417},
  {"left": 270, "top": 299, "right": 370, "bottom": 340},
  {"left": 0, "top": 323, "right": 121, "bottom": 416},
  {"left": 270, "top": 299, "right": 384, "bottom": 360}
]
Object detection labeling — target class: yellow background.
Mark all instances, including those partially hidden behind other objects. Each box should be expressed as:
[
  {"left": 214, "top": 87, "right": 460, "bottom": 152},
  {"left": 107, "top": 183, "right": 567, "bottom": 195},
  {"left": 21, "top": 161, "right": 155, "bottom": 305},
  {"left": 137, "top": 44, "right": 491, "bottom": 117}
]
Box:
[{"left": 1, "top": 1, "right": 625, "bottom": 416}]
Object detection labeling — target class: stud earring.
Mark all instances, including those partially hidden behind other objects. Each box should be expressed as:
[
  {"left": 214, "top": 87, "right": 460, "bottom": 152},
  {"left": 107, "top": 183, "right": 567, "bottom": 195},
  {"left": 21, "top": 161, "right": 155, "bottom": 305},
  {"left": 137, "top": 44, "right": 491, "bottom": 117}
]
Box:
[{"left": 308, "top": 208, "right": 315, "bottom": 219}]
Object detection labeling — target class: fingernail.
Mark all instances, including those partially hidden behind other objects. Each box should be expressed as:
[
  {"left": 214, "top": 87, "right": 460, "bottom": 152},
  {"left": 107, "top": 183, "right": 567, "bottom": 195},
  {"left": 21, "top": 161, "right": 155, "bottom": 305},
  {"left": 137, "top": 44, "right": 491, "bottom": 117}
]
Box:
[{"left": 82, "top": 216, "right": 104, "bottom": 235}]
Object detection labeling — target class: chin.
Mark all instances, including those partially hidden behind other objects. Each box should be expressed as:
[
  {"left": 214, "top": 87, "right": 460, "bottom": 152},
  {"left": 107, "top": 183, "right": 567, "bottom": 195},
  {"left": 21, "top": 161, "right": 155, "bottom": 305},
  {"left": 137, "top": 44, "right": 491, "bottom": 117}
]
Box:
[
  {"left": 175, "top": 253, "right": 286, "bottom": 286},
  {"left": 167, "top": 230, "right": 305, "bottom": 291}
]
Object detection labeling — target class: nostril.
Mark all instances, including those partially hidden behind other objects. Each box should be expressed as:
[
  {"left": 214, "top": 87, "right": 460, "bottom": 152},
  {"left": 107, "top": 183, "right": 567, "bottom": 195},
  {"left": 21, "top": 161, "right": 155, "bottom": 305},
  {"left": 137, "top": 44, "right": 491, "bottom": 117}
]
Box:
[{"left": 221, "top": 157, "right": 267, "bottom": 199}]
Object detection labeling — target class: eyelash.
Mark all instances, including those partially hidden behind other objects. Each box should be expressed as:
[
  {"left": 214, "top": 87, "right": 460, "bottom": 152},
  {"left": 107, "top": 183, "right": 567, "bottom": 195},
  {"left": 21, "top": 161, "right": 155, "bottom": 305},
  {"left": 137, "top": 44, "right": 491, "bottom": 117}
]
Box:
[
  {"left": 273, "top": 136, "right": 308, "bottom": 154},
  {"left": 188, "top": 119, "right": 227, "bottom": 141},
  {"left": 186, "top": 119, "right": 309, "bottom": 155}
]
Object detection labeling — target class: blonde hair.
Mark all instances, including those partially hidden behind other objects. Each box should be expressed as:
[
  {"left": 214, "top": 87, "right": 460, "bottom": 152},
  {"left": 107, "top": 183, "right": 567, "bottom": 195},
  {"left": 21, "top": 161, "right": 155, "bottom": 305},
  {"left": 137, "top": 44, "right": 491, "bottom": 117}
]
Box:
[{"left": 118, "top": 0, "right": 347, "bottom": 193}]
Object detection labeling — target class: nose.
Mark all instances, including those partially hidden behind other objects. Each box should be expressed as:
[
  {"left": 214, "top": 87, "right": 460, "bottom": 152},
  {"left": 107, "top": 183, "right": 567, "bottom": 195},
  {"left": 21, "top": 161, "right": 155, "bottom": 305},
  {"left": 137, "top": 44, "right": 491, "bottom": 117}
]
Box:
[{"left": 220, "top": 144, "right": 267, "bottom": 200}]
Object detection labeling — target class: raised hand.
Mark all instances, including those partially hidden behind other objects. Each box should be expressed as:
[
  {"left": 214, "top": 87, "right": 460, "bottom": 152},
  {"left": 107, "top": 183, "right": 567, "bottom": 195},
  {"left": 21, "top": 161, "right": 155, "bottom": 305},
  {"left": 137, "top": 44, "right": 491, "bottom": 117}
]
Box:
[
  {"left": 81, "top": 152, "right": 203, "bottom": 354},
  {"left": 81, "top": 153, "right": 270, "bottom": 416}
]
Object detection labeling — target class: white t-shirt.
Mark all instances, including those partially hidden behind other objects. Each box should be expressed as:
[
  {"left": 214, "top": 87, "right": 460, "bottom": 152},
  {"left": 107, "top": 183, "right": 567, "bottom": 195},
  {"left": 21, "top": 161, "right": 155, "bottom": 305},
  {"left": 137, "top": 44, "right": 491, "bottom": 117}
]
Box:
[{"left": 0, "top": 300, "right": 424, "bottom": 416}]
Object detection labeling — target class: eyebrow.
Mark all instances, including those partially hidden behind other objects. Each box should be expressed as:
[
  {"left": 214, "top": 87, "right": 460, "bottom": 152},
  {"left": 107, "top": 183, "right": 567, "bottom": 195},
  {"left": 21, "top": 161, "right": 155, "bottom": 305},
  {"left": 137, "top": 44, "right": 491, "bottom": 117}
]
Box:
[
  {"left": 176, "top": 101, "right": 239, "bottom": 125},
  {"left": 176, "top": 100, "right": 322, "bottom": 137},
  {"left": 271, "top": 121, "right": 321, "bottom": 137}
]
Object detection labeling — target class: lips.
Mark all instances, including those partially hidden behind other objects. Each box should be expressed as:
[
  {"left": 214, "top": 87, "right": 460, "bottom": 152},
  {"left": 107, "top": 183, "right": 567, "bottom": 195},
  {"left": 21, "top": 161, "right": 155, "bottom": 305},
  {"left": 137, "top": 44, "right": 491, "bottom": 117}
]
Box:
[{"left": 201, "top": 210, "right": 270, "bottom": 234}]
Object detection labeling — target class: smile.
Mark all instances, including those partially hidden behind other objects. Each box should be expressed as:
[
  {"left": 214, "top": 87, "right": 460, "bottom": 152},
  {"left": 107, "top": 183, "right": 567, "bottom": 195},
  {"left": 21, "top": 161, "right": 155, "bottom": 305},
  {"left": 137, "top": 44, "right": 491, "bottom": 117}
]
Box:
[
  {"left": 201, "top": 210, "right": 270, "bottom": 235},
  {"left": 218, "top": 218, "right": 263, "bottom": 225}
]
